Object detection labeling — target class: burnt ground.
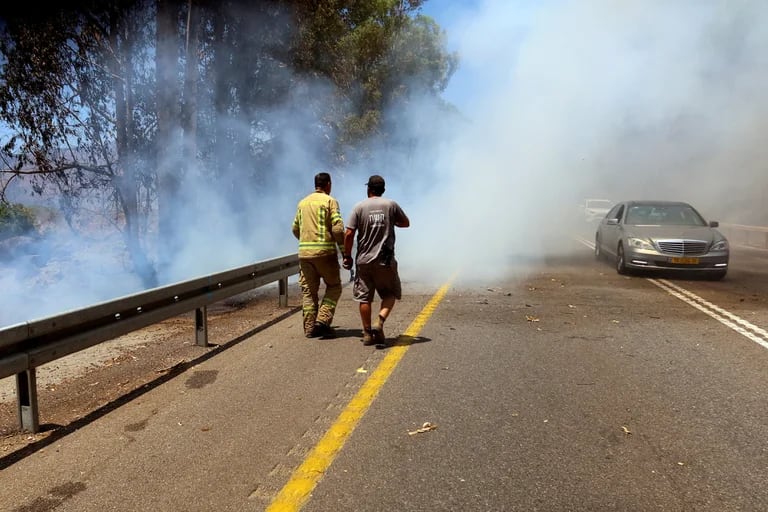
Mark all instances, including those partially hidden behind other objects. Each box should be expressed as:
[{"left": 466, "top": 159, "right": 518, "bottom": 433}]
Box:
[{"left": 0, "top": 284, "right": 301, "bottom": 468}]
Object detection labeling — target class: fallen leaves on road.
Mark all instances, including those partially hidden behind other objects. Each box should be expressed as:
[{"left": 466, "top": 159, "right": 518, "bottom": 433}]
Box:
[
  {"left": 408, "top": 422, "right": 437, "bottom": 435},
  {"left": 526, "top": 315, "right": 540, "bottom": 322},
  {"left": 621, "top": 425, "right": 632, "bottom": 435}
]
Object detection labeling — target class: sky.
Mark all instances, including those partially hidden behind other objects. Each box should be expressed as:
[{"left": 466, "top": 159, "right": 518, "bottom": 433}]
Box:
[
  {"left": 418, "top": 0, "right": 479, "bottom": 110},
  {"left": 4, "top": 0, "right": 768, "bottom": 326}
]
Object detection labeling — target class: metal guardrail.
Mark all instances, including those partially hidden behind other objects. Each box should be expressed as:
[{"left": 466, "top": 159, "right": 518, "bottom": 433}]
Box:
[
  {"left": 719, "top": 223, "right": 768, "bottom": 249},
  {"left": 0, "top": 221, "right": 764, "bottom": 433},
  {"left": 0, "top": 253, "right": 300, "bottom": 433}
]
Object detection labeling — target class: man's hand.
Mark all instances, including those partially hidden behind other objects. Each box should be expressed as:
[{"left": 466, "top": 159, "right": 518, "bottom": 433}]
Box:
[{"left": 342, "top": 255, "right": 353, "bottom": 270}]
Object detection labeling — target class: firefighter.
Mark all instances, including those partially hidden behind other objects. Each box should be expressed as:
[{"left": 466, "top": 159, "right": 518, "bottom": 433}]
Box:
[{"left": 292, "top": 172, "right": 345, "bottom": 338}]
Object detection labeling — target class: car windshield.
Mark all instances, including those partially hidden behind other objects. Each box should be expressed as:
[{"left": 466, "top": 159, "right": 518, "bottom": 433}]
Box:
[
  {"left": 586, "top": 200, "right": 612, "bottom": 209},
  {"left": 625, "top": 205, "right": 707, "bottom": 226}
]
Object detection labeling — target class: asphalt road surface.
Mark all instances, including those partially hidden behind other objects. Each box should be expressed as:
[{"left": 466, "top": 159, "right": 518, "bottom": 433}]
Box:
[{"left": 1, "top": 239, "right": 767, "bottom": 512}]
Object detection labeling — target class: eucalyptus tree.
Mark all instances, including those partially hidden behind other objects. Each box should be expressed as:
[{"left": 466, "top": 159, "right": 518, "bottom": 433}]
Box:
[
  {"left": 292, "top": 0, "right": 458, "bottom": 162},
  {"left": 0, "top": 2, "right": 159, "bottom": 286},
  {"left": 0, "top": 0, "right": 457, "bottom": 289}
]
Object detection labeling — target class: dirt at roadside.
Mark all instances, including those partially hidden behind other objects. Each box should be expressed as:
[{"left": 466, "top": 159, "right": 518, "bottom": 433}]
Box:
[{"left": 0, "top": 285, "right": 300, "bottom": 463}]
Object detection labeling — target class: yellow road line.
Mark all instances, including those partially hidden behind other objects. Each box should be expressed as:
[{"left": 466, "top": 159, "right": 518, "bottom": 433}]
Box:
[{"left": 265, "top": 281, "right": 453, "bottom": 512}]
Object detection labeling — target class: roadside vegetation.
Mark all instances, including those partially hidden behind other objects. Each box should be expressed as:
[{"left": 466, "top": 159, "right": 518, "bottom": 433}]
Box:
[
  {"left": 0, "top": 0, "right": 458, "bottom": 286},
  {"left": 0, "top": 202, "right": 36, "bottom": 240}
]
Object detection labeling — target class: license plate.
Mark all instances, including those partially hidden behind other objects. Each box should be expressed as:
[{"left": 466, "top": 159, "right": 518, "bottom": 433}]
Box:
[{"left": 670, "top": 257, "right": 699, "bottom": 264}]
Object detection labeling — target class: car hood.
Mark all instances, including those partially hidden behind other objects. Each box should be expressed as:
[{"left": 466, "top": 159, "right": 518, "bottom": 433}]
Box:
[{"left": 624, "top": 225, "right": 724, "bottom": 242}]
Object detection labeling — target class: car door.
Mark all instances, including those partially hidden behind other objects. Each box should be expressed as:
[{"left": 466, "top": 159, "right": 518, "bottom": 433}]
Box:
[{"left": 598, "top": 203, "right": 625, "bottom": 258}]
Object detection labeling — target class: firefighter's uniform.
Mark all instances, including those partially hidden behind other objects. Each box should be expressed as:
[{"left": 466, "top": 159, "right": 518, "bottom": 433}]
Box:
[{"left": 292, "top": 190, "right": 345, "bottom": 335}]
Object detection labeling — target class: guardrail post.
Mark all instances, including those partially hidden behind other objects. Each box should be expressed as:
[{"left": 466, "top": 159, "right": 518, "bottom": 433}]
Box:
[
  {"left": 279, "top": 277, "right": 288, "bottom": 307},
  {"left": 195, "top": 306, "right": 208, "bottom": 347},
  {"left": 16, "top": 369, "right": 40, "bottom": 433}
]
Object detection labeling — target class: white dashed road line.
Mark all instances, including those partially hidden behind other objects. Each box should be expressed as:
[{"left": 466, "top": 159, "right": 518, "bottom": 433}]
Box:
[
  {"left": 576, "top": 236, "right": 768, "bottom": 351},
  {"left": 648, "top": 278, "right": 768, "bottom": 350}
]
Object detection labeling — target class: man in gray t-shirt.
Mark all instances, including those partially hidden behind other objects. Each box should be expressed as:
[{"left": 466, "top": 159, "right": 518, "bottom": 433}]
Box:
[{"left": 342, "top": 175, "right": 410, "bottom": 346}]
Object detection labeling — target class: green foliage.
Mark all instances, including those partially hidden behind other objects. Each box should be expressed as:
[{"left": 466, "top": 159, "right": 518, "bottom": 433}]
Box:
[
  {"left": 293, "top": 0, "right": 457, "bottom": 154},
  {"left": 0, "top": 0, "right": 457, "bottom": 186},
  {"left": 0, "top": 202, "right": 37, "bottom": 240},
  {"left": 0, "top": 0, "right": 459, "bottom": 276}
]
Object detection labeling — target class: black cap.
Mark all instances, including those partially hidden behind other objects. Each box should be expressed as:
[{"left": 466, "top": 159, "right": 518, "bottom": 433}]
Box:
[{"left": 365, "top": 175, "right": 385, "bottom": 187}]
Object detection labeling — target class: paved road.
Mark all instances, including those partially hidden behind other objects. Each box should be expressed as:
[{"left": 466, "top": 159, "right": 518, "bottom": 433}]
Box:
[{"left": 2, "top": 241, "right": 768, "bottom": 511}]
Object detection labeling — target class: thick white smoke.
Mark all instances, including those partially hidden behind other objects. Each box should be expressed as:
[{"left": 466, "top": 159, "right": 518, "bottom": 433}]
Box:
[
  {"left": 395, "top": 0, "right": 768, "bottom": 286},
  {"left": 3, "top": 0, "right": 768, "bottom": 325}
]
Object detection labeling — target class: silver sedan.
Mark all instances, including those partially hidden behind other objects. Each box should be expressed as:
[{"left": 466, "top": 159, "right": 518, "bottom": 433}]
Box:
[{"left": 594, "top": 200, "right": 729, "bottom": 280}]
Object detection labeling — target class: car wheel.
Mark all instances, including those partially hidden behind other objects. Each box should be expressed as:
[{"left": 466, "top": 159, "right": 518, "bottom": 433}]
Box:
[
  {"left": 616, "top": 243, "right": 627, "bottom": 275},
  {"left": 594, "top": 235, "right": 602, "bottom": 260}
]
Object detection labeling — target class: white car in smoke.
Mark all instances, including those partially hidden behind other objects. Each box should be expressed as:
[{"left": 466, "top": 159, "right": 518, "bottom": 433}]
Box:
[{"left": 581, "top": 198, "right": 614, "bottom": 223}]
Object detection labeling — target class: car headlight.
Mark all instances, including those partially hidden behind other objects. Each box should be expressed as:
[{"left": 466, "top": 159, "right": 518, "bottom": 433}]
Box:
[
  {"left": 626, "top": 237, "right": 654, "bottom": 250},
  {"left": 711, "top": 240, "right": 729, "bottom": 251}
]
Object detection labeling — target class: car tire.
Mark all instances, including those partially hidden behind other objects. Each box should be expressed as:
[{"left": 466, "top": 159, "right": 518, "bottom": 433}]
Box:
[
  {"left": 616, "top": 243, "right": 627, "bottom": 275},
  {"left": 594, "top": 235, "right": 602, "bottom": 260}
]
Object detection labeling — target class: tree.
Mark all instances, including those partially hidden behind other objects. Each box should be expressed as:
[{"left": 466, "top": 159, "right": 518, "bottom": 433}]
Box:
[
  {"left": 0, "top": 0, "right": 458, "bottom": 287},
  {"left": 155, "top": 0, "right": 183, "bottom": 277},
  {"left": 292, "top": 0, "right": 457, "bottom": 161},
  {"left": 0, "top": 2, "right": 159, "bottom": 286}
]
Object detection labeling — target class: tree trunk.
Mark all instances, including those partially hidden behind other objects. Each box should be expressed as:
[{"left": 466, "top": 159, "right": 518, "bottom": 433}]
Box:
[
  {"left": 182, "top": 0, "right": 199, "bottom": 166},
  {"left": 156, "top": 0, "right": 182, "bottom": 280},
  {"left": 111, "top": 11, "right": 158, "bottom": 287}
]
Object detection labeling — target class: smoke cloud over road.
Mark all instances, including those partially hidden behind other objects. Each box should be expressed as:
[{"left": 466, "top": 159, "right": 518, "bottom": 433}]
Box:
[
  {"left": 2, "top": 0, "right": 767, "bottom": 326},
  {"left": 398, "top": 0, "right": 768, "bottom": 285}
]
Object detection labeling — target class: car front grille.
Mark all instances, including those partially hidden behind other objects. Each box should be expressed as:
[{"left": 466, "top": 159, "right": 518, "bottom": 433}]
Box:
[{"left": 656, "top": 240, "right": 708, "bottom": 255}]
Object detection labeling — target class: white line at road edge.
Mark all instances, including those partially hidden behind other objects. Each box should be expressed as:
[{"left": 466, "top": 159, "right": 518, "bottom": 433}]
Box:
[
  {"left": 649, "top": 278, "right": 768, "bottom": 350},
  {"left": 575, "top": 236, "right": 768, "bottom": 350}
]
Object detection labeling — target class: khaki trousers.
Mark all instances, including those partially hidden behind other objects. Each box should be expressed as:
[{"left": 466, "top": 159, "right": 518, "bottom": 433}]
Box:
[{"left": 298, "top": 254, "right": 342, "bottom": 332}]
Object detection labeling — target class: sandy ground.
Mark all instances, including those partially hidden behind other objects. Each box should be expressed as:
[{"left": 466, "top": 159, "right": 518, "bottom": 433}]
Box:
[{"left": 0, "top": 285, "right": 301, "bottom": 459}]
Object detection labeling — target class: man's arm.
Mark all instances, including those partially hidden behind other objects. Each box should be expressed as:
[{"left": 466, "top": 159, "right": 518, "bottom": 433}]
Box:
[
  {"left": 394, "top": 205, "right": 410, "bottom": 228},
  {"left": 292, "top": 211, "right": 301, "bottom": 240},
  {"left": 330, "top": 199, "right": 345, "bottom": 249},
  {"left": 332, "top": 222, "right": 345, "bottom": 249},
  {"left": 343, "top": 227, "right": 355, "bottom": 257},
  {"left": 342, "top": 227, "right": 355, "bottom": 269}
]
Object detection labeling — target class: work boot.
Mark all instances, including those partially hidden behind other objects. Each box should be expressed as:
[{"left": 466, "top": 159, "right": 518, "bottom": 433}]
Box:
[
  {"left": 362, "top": 329, "right": 375, "bottom": 346},
  {"left": 371, "top": 316, "right": 385, "bottom": 345},
  {"left": 313, "top": 321, "right": 336, "bottom": 339},
  {"left": 304, "top": 313, "right": 318, "bottom": 338}
]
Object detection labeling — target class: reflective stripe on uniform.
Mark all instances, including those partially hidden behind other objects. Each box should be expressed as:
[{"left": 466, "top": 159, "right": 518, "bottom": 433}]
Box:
[{"left": 299, "top": 241, "right": 337, "bottom": 250}]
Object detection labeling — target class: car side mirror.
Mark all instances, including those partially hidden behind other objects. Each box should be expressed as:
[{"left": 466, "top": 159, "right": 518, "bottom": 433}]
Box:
[
  {"left": 709, "top": 221, "right": 719, "bottom": 227},
  {"left": 606, "top": 218, "right": 619, "bottom": 225}
]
